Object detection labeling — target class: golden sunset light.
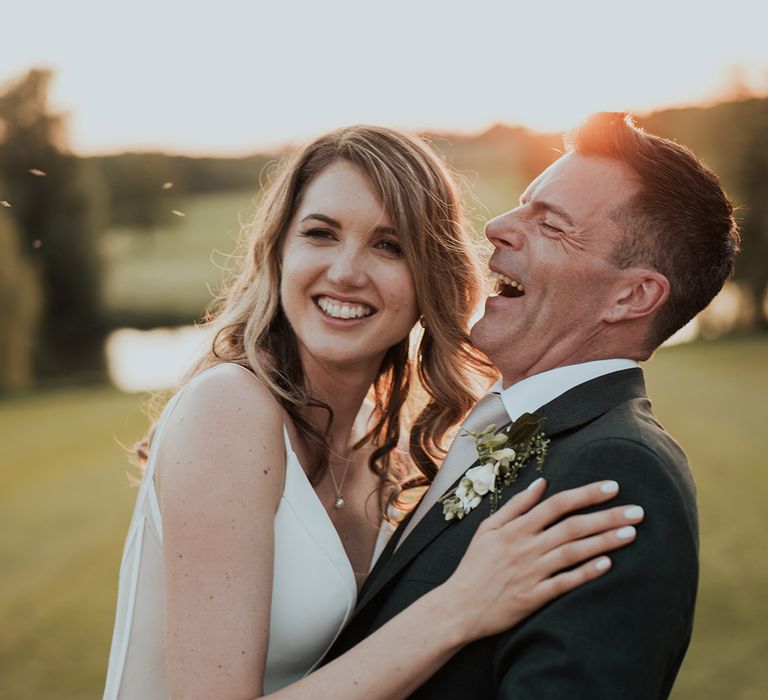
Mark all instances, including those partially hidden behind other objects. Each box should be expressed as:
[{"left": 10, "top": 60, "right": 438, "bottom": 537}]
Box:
[{"left": 3, "top": 0, "right": 768, "bottom": 153}]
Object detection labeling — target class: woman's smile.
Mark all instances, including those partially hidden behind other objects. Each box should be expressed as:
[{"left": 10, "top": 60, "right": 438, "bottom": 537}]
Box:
[{"left": 315, "top": 294, "right": 376, "bottom": 320}]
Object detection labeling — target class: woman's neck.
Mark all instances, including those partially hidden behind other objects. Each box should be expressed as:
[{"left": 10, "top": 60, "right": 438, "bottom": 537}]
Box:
[{"left": 300, "top": 354, "right": 380, "bottom": 454}]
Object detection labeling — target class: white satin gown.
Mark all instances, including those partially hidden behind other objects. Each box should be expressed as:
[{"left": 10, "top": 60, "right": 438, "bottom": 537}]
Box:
[{"left": 103, "top": 375, "right": 393, "bottom": 698}]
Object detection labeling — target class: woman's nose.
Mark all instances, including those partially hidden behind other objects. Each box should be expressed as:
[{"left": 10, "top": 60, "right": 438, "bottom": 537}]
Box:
[{"left": 326, "top": 248, "right": 367, "bottom": 287}]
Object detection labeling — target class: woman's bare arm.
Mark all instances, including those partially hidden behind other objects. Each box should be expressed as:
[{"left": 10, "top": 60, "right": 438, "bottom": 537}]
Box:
[
  {"left": 157, "top": 365, "right": 643, "bottom": 700},
  {"left": 158, "top": 364, "right": 286, "bottom": 698}
]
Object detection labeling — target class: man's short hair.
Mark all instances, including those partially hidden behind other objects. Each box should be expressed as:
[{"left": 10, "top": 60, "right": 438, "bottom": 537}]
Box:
[{"left": 567, "top": 112, "right": 740, "bottom": 349}]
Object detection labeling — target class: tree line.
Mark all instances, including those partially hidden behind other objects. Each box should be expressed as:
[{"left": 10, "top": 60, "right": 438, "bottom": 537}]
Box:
[{"left": 1, "top": 68, "right": 766, "bottom": 392}]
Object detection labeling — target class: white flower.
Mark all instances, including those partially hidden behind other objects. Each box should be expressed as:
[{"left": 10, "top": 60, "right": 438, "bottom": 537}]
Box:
[
  {"left": 465, "top": 462, "right": 497, "bottom": 496},
  {"left": 441, "top": 414, "right": 550, "bottom": 522},
  {"left": 456, "top": 477, "right": 482, "bottom": 513},
  {"left": 491, "top": 447, "right": 517, "bottom": 467}
]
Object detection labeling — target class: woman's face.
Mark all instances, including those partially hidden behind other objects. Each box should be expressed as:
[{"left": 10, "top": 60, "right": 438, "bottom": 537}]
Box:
[{"left": 280, "top": 161, "right": 419, "bottom": 376}]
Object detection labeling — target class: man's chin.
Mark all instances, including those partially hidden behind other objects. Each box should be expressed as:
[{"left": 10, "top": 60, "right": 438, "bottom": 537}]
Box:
[{"left": 469, "top": 315, "right": 505, "bottom": 356}]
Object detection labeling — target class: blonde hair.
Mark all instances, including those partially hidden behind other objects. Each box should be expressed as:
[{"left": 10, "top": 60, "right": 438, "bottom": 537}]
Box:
[{"left": 141, "top": 125, "right": 495, "bottom": 509}]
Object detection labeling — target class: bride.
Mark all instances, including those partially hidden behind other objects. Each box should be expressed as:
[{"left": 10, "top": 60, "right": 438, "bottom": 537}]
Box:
[{"left": 103, "top": 125, "right": 642, "bottom": 699}]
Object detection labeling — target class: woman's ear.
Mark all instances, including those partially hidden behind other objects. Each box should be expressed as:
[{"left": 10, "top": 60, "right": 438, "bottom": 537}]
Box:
[{"left": 603, "top": 268, "right": 670, "bottom": 323}]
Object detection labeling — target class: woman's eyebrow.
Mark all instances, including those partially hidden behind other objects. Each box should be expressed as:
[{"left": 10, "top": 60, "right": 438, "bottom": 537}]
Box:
[
  {"left": 301, "top": 213, "right": 398, "bottom": 237},
  {"left": 300, "top": 213, "right": 341, "bottom": 227}
]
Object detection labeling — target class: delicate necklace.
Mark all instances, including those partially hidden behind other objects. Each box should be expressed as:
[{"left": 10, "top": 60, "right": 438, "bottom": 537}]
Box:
[{"left": 328, "top": 449, "right": 353, "bottom": 509}]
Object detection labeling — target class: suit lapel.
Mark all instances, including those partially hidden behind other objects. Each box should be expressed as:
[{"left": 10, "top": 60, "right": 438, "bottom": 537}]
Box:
[
  {"left": 355, "top": 368, "right": 647, "bottom": 616},
  {"left": 356, "top": 468, "right": 478, "bottom": 610}
]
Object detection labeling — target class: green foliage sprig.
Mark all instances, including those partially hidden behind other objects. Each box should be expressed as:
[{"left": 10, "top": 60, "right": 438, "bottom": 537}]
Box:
[{"left": 440, "top": 413, "right": 550, "bottom": 521}]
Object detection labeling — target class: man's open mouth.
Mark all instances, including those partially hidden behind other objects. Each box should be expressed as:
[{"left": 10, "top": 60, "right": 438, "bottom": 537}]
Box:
[{"left": 489, "top": 270, "right": 525, "bottom": 298}]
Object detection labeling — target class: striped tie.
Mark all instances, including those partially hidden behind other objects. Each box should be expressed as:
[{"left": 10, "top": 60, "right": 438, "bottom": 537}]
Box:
[{"left": 396, "top": 391, "right": 509, "bottom": 547}]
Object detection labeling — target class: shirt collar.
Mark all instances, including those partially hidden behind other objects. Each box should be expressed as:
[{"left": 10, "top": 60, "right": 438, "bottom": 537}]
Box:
[{"left": 491, "top": 359, "right": 639, "bottom": 421}]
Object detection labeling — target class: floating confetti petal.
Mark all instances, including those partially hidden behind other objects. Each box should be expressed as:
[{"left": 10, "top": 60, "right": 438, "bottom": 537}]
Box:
[
  {"left": 32, "top": 239, "right": 42, "bottom": 249},
  {"left": 1, "top": 200, "right": 10, "bottom": 208},
  {"left": 170, "top": 210, "right": 186, "bottom": 217},
  {"left": 29, "top": 168, "right": 47, "bottom": 176},
  {"left": 162, "top": 182, "right": 174, "bottom": 189}
]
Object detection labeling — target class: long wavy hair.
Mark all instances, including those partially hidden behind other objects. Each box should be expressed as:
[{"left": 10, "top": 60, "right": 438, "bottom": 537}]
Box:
[{"left": 141, "top": 125, "right": 495, "bottom": 511}]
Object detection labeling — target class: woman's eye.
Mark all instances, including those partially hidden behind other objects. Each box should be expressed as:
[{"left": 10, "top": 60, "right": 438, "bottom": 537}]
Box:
[
  {"left": 376, "top": 238, "right": 403, "bottom": 256},
  {"left": 300, "top": 228, "right": 336, "bottom": 241}
]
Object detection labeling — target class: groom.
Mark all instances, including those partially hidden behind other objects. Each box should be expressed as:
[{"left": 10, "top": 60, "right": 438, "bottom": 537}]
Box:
[{"left": 327, "top": 113, "right": 740, "bottom": 698}]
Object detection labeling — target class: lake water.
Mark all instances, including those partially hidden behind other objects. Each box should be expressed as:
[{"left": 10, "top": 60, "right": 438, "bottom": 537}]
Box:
[
  {"left": 104, "top": 318, "right": 699, "bottom": 393},
  {"left": 105, "top": 325, "right": 214, "bottom": 392}
]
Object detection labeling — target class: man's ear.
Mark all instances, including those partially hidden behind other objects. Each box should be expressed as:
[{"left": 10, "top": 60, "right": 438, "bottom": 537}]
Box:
[{"left": 603, "top": 268, "right": 669, "bottom": 323}]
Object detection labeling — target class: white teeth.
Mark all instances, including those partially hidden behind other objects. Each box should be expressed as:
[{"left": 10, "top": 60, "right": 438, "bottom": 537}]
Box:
[
  {"left": 317, "top": 296, "right": 374, "bottom": 319},
  {"left": 489, "top": 270, "right": 525, "bottom": 292}
]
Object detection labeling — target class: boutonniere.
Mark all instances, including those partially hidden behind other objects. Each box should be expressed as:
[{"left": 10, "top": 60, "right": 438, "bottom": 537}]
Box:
[{"left": 440, "top": 413, "right": 550, "bottom": 521}]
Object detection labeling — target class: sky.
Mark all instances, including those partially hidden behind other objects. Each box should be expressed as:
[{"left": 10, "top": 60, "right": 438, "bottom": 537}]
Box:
[{"left": 3, "top": 0, "right": 768, "bottom": 155}]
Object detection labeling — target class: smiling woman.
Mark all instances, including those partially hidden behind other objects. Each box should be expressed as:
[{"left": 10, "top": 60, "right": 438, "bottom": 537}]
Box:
[{"left": 280, "top": 161, "right": 419, "bottom": 373}]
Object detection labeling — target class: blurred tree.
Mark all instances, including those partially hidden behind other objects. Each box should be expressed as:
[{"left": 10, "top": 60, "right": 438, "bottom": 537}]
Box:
[
  {"left": 97, "top": 152, "right": 183, "bottom": 235},
  {"left": 92, "top": 152, "right": 269, "bottom": 234},
  {"left": 179, "top": 154, "right": 268, "bottom": 193},
  {"left": 638, "top": 100, "right": 768, "bottom": 331},
  {"left": 732, "top": 102, "right": 768, "bottom": 329},
  {"left": 0, "top": 202, "right": 43, "bottom": 391},
  {"left": 0, "top": 68, "right": 107, "bottom": 382}
]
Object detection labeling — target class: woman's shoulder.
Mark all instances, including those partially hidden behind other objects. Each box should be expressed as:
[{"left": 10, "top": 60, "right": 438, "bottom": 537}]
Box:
[
  {"left": 176, "top": 362, "right": 282, "bottom": 427},
  {"left": 154, "top": 362, "right": 287, "bottom": 500}
]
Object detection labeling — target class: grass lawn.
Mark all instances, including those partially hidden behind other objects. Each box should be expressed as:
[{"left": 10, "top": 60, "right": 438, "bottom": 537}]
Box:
[
  {"left": 0, "top": 387, "right": 146, "bottom": 699},
  {"left": 645, "top": 335, "right": 768, "bottom": 700},
  {"left": 102, "top": 188, "right": 256, "bottom": 321},
  {"left": 0, "top": 335, "right": 765, "bottom": 698}
]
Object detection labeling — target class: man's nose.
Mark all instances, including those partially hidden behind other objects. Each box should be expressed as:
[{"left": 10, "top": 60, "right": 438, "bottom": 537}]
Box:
[{"left": 485, "top": 209, "right": 525, "bottom": 250}]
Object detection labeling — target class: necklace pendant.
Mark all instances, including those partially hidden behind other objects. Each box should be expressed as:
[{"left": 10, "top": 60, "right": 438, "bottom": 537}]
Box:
[{"left": 334, "top": 496, "right": 345, "bottom": 509}]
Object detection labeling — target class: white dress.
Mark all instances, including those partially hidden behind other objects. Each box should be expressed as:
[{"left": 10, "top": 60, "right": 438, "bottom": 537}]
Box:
[{"left": 103, "top": 374, "right": 392, "bottom": 698}]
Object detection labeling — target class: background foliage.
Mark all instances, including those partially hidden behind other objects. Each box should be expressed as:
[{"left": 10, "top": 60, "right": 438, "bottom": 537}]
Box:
[{"left": 2, "top": 68, "right": 767, "bottom": 394}]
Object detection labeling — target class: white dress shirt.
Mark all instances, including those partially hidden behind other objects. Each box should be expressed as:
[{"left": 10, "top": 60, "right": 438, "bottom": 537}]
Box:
[{"left": 494, "top": 359, "right": 639, "bottom": 421}]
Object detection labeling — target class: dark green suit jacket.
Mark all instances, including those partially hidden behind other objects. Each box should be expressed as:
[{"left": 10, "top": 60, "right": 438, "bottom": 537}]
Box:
[{"left": 326, "top": 368, "right": 699, "bottom": 699}]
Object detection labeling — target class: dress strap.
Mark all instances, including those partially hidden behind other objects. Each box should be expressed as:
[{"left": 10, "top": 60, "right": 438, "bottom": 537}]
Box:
[{"left": 143, "top": 389, "right": 186, "bottom": 482}]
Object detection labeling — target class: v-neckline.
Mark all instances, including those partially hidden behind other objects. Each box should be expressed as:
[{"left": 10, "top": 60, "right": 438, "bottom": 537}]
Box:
[
  {"left": 282, "top": 426, "right": 385, "bottom": 586},
  {"left": 212, "top": 364, "right": 385, "bottom": 584}
]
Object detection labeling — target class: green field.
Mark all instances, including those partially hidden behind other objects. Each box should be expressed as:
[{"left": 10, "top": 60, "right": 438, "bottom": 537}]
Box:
[
  {"left": 102, "top": 188, "right": 256, "bottom": 321},
  {"left": 1, "top": 336, "right": 766, "bottom": 699}
]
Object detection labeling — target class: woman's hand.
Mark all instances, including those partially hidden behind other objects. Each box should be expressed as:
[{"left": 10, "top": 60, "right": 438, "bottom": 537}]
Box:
[
  {"left": 438, "top": 478, "right": 643, "bottom": 642},
  {"left": 262, "top": 478, "right": 642, "bottom": 700}
]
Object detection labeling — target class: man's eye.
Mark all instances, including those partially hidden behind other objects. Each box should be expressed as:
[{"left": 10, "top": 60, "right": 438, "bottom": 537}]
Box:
[{"left": 539, "top": 220, "right": 562, "bottom": 234}]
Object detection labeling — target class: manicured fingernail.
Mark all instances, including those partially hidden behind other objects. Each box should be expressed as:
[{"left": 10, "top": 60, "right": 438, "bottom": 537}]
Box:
[
  {"left": 624, "top": 506, "right": 644, "bottom": 519},
  {"left": 616, "top": 526, "right": 636, "bottom": 539},
  {"left": 527, "top": 477, "right": 545, "bottom": 490},
  {"left": 600, "top": 481, "right": 619, "bottom": 494},
  {"left": 595, "top": 557, "right": 611, "bottom": 571}
]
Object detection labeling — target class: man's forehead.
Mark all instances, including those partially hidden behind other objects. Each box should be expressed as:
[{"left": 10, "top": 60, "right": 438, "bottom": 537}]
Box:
[{"left": 523, "top": 153, "right": 638, "bottom": 214}]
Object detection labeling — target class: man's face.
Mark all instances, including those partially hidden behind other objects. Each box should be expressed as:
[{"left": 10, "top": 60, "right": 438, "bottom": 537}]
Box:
[{"left": 470, "top": 152, "right": 640, "bottom": 385}]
